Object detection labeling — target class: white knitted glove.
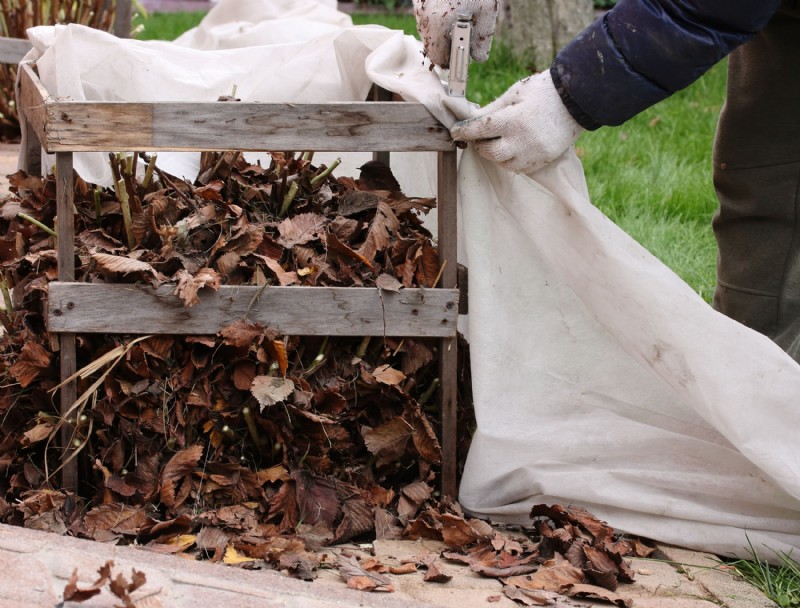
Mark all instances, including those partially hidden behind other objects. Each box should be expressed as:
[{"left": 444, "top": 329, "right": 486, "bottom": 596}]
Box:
[
  {"left": 450, "top": 70, "right": 585, "bottom": 174},
  {"left": 412, "top": 0, "right": 498, "bottom": 68}
]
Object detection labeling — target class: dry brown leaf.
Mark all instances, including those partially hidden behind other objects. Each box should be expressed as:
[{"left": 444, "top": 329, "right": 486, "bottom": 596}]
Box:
[
  {"left": 264, "top": 339, "right": 289, "bottom": 376},
  {"left": 62, "top": 568, "right": 103, "bottom": 603},
  {"left": 220, "top": 320, "right": 267, "bottom": 348},
  {"left": 375, "top": 273, "right": 402, "bottom": 292},
  {"left": 20, "top": 420, "right": 54, "bottom": 446},
  {"left": 251, "top": 375, "right": 294, "bottom": 411},
  {"left": 583, "top": 544, "right": 621, "bottom": 590},
  {"left": 503, "top": 564, "right": 586, "bottom": 592},
  {"left": 361, "top": 417, "right": 412, "bottom": 464},
  {"left": 325, "top": 232, "right": 375, "bottom": 269},
  {"left": 215, "top": 251, "right": 241, "bottom": 277},
  {"left": 565, "top": 583, "right": 633, "bottom": 607},
  {"left": 224, "top": 545, "right": 257, "bottom": 565},
  {"left": 256, "top": 465, "right": 291, "bottom": 484},
  {"left": 263, "top": 256, "right": 299, "bottom": 285},
  {"left": 334, "top": 496, "right": 374, "bottom": 543},
  {"left": 357, "top": 202, "right": 400, "bottom": 263},
  {"left": 389, "top": 562, "right": 417, "bottom": 575},
  {"left": 277, "top": 213, "right": 326, "bottom": 248},
  {"left": 373, "top": 364, "right": 406, "bottom": 386},
  {"left": 439, "top": 513, "right": 494, "bottom": 547},
  {"left": 408, "top": 407, "right": 442, "bottom": 464},
  {"left": 84, "top": 503, "right": 152, "bottom": 536},
  {"left": 503, "top": 585, "right": 580, "bottom": 606},
  {"left": 422, "top": 554, "right": 452, "bottom": 583},
  {"left": 196, "top": 526, "right": 231, "bottom": 560},
  {"left": 293, "top": 470, "right": 339, "bottom": 528},
  {"left": 337, "top": 554, "right": 394, "bottom": 592},
  {"left": 232, "top": 360, "right": 257, "bottom": 391},
  {"left": 415, "top": 243, "right": 441, "bottom": 288},
  {"left": 173, "top": 267, "right": 221, "bottom": 307},
  {"left": 9, "top": 341, "right": 51, "bottom": 387},
  {"left": 91, "top": 252, "right": 157, "bottom": 277},
  {"left": 160, "top": 444, "right": 203, "bottom": 509}
]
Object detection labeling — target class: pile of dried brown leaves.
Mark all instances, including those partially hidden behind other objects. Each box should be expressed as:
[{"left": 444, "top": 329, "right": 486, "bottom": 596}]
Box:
[{"left": 0, "top": 151, "right": 648, "bottom": 606}]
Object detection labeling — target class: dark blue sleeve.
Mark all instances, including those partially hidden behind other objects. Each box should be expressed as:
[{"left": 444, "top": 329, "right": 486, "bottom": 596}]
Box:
[{"left": 551, "top": 0, "right": 781, "bottom": 129}]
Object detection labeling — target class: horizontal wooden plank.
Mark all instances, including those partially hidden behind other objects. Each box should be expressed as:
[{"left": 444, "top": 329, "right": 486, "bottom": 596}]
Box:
[
  {"left": 0, "top": 37, "right": 32, "bottom": 64},
  {"left": 33, "top": 101, "right": 453, "bottom": 153},
  {"left": 48, "top": 283, "right": 459, "bottom": 337}
]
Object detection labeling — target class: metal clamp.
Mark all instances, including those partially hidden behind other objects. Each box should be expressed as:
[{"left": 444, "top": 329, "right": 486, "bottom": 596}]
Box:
[{"left": 447, "top": 13, "right": 472, "bottom": 97}]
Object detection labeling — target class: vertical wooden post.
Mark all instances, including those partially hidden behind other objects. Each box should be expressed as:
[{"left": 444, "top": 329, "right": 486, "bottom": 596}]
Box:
[
  {"left": 371, "top": 85, "right": 392, "bottom": 166},
  {"left": 22, "top": 118, "right": 41, "bottom": 176},
  {"left": 56, "top": 152, "right": 78, "bottom": 491},
  {"left": 437, "top": 149, "right": 458, "bottom": 500},
  {"left": 16, "top": 84, "right": 41, "bottom": 176},
  {"left": 113, "top": 0, "right": 133, "bottom": 39}
]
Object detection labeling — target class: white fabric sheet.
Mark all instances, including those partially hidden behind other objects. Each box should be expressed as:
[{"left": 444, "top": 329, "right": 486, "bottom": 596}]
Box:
[{"left": 20, "top": 0, "right": 800, "bottom": 561}]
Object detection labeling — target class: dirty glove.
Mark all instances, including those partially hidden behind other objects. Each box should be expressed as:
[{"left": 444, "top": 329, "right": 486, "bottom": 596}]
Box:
[
  {"left": 412, "top": 0, "right": 498, "bottom": 67},
  {"left": 450, "top": 70, "right": 585, "bottom": 174}
]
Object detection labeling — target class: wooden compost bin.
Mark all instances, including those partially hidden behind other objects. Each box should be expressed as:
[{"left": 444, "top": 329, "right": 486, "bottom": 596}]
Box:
[{"left": 16, "top": 62, "right": 462, "bottom": 499}]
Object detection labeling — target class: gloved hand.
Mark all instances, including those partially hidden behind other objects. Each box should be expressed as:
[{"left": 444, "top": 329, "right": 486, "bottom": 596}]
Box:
[
  {"left": 450, "top": 70, "right": 585, "bottom": 174},
  {"left": 412, "top": 0, "right": 498, "bottom": 68}
]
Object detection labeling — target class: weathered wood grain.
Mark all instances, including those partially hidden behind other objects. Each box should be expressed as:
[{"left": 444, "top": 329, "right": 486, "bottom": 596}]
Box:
[
  {"left": 18, "top": 64, "right": 49, "bottom": 157},
  {"left": 114, "top": 0, "right": 133, "bottom": 38},
  {"left": 31, "top": 102, "right": 453, "bottom": 153},
  {"left": 18, "top": 65, "right": 453, "bottom": 153},
  {"left": 48, "top": 284, "right": 459, "bottom": 337},
  {"left": 437, "top": 149, "right": 459, "bottom": 500},
  {"left": 56, "top": 153, "right": 78, "bottom": 491},
  {"left": 0, "top": 37, "right": 32, "bottom": 64}
]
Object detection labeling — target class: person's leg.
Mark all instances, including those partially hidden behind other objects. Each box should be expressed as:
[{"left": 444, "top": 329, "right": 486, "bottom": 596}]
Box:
[{"left": 712, "top": 1, "right": 800, "bottom": 360}]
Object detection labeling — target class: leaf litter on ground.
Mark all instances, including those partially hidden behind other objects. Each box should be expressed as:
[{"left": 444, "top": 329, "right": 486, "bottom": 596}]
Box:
[{"left": 0, "top": 150, "right": 651, "bottom": 606}]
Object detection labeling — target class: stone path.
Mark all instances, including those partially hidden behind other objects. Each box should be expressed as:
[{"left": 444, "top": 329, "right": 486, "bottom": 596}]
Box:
[{"left": 0, "top": 522, "right": 774, "bottom": 608}]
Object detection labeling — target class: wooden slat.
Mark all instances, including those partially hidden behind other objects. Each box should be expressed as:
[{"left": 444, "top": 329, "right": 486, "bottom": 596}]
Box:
[
  {"left": 0, "top": 37, "right": 32, "bottom": 64},
  {"left": 437, "top": 149, "right": 459, "bottom": 500},
  {"left": 48, "top": 284, "right": 459, "bottom": 337},
  {"left": 28, "top": 99, "right": 454, "bottom": 153},
  {"left": 371, "top": 85, "right": 393, "bottom": 166},
  {"left": 18, "top": 64, "right": 49, "bottom": 157},
  {"left": 19, "top": 102, "right": 41, "bottom": 176},
  {"left": 56, "top": 153, "right": 78, "bottom": 492}
]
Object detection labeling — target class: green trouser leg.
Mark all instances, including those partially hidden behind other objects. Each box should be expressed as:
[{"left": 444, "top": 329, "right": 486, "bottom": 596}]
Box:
[{"left": 712, "top": 2, "right": 800, "bottom": 361}]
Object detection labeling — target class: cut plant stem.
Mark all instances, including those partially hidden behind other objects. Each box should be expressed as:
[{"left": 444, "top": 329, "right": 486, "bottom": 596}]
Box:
[
  {"left": 301, "top": 151, "right": 314, "bottom": 162},
  {"left": 278, "top": 181, "right": 299, "bottom": 218},
  {"left": 116, "top": 178, "right": 135, "bottom": 250},
  {"left": 108, "top": 152, "right": 121, "bottom": 185},
  {"left": 93, "top": 187, "right": 102, "bottom": 223},
  {"left": 419, "top": 377, "right": 440, "bottom": 406},
  {"left": 356, "top": 336, "right": 371, "bottom": 359},
  {"left": 310, "top": 157, "right": 341, "bottom": 188},
  {"left": 17, "top": 213, "right": 57, "bottom": 238},
  {"left": 0, "top": 275, "right": 12, "bottom": 316},
  {"left": 142, "top": 152, "right": 158, "bottom": 189},
  {"left": 242, "top": 406, "right": 264, "bottom": 448},
  {"left": 431, "top": 259, "right": 448, "bottom": 288}
]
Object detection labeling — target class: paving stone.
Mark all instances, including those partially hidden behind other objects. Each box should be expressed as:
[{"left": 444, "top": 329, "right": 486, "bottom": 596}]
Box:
[
  {"left": 628, "top": 598, "right": 722, "bottom": 608},
  {"left": 656, "top": 544, "right": 775, "bottom": 608},
  {"left": 0, "top": 523, "right": 431, "bottom": 608},
  {"left": 624, "top": 558, "right": 709, "bottom": 599}
]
